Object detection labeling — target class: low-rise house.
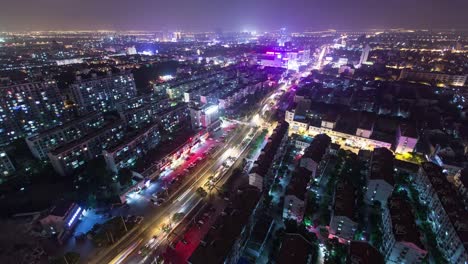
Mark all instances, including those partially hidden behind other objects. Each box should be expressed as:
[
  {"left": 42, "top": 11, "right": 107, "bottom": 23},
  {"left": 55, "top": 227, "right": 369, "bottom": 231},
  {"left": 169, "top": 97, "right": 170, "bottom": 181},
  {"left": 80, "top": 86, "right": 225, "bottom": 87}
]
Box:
[{"left": 39, "top": 201, "right": 83, "bottom": 243}]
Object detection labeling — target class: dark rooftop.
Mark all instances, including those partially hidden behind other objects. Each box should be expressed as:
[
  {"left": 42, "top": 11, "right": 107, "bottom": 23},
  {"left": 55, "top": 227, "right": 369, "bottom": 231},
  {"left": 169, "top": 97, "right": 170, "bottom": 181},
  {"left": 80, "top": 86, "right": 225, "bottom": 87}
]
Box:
[
  {"left": 387, "top": 195, "right": 425, "bottom": 249},
  {"left": 49, "top": 200, "right": 74, "bottom": 217},
  {"left": 276, "top": 233, "right": 314, "bottom": 264},
  {"left": 459, "top": 168, "right": 468, "bottom": 188},
  {"left": 286, "top": 167, "right": 311, "bottom": 200},
  {"left": 250, "top": 123, "right": 288, "bottom": 178},
  {"left": 420, "top": 162, "right": 468, "bottom": 252},
  {"left": 188, "top": 186, "right": 261, "bottom": 264},
  {"left": 369, "top": 147, "right": 394, "bottom": 186},
  {"left": 333, "top": 179, "right": 356, "bottom": 219},
  {"left": 347, "top": 241, "right": 384, "bottom": 264},
  {"left": 302, "top": 134, "right": 331, "bottom": 163},
  {"left": 399, "top": 123, "right": 418, "bottom": 138}
]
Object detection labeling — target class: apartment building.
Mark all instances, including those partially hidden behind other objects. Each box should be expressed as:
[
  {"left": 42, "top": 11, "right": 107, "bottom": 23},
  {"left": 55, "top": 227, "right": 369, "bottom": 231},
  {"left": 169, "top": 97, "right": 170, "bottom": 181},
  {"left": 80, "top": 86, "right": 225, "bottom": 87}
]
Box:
[
  {"left": 299, "top": 134, "right": 331, "bottom": 179},
  {"left": 69, "top": 72, "right": 137, "bottom": 113},
  {"left": 364, "top": 148, "right": 394, "bottom": 205},
  {"left": 329, "top": 179, "right": 358, "bottom": 242},
  {"left": 48, "top": 121, "right": 125, "bottom": 176},
  {"left": 382, "top": 196, "right": 427, "bottom": 263},
  {"left": 0, "top": 80, "right": 65, "bottom": 144},
  {"left": 283, "top": 167, "right": 311, "bottom": 222},
  {"left": 249, "top": 123, "right": 289, "bottom": 190},
  {"left": 103, "top": 122, "right": 161, "bottom": 173},
  {"left": 399, "top": 68, "right": 467, "bottom": 87},
  {"left": 395, "top": 123, "right": 418, "bottom": 154},
  {"left": 26, "top": 112, "right": 105, "bottom": 160},
  {"left": 0, "top": 150, "right": 15, "bottom": 182}
]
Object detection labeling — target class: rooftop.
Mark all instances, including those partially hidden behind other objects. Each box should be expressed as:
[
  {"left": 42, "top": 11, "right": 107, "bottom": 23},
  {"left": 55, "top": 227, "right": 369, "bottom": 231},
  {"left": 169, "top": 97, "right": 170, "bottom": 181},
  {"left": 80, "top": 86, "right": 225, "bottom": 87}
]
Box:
[
  {"left": 250, "top": 123, "right": 288, "bottom": 178},
  {"left": 347, "top": 241, "right": 384, "bottom": 264},
  {"left": 421, "top": 162, "right": 468, "bottom": 252},
  {"left": 188, "top": 186, "right": 261, "bottom": 264},
  {"left": 49, "top": 200, "right": 74, "bottom": 217},
  {"left": 387, "top": 195, "right": 425, "bottom": 249},
  {"left": 276, "top": 233, "right": 314, "bottom": 264},
  {"left": 286, "top": 167, "right": 311, "bottom": 200},
  {"left": 369, "top": 147, "right": 394, "bottom": 186},
  {"left": 302, "top": 134, "right": 331, "bottom": 163},
  {"left": 333, "top": 179, "right": 356, "bottom": 219},
  {"left": 459, "top": 168, "right": 468, "bottom": 187},
  {"left": 399, "top": 123, "right": 418, "bottom": 138}
]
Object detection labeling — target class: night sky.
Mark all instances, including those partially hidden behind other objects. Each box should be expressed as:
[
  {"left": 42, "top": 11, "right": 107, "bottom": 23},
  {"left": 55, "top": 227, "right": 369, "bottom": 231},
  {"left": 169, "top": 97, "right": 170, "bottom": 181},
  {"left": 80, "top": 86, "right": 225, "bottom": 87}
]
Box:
[{"left": 0, "top": 0, "right": 467, "bottom": 31}]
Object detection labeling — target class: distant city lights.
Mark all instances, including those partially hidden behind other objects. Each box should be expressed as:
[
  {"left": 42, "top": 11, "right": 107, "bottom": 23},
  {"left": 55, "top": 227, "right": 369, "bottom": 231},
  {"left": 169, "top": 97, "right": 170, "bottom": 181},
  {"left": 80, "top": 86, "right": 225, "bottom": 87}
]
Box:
[{"left": 159, "top": 75, "right": 174, "bottom": 81}]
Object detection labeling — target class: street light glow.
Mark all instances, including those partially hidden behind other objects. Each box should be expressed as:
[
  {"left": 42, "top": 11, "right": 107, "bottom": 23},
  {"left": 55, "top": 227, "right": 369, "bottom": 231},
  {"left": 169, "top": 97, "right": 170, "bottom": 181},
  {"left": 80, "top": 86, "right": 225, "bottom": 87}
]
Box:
[{"left": 205, "top": 105, "right": 218, "bottom": 115}]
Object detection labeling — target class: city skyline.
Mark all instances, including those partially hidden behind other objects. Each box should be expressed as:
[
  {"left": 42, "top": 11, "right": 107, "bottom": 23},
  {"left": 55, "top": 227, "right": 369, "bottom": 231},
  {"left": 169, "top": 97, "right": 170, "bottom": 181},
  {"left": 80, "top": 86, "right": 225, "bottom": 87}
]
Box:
[
  {"left": 0, "top": 4, "right": 467, "bottom": 263},
  {"left": 0, "top": 0, "right": 467, "bottom": 32}
]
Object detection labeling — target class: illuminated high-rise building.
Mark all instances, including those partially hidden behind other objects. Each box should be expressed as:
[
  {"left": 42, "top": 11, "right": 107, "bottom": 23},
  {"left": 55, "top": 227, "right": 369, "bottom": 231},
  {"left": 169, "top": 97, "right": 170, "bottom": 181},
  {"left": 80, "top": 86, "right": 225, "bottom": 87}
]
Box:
[
  {"left": 0, "top": 81, "right": 65, "bottom": 145},
  {"left": 69, "top": 72, "right": 137, "bottom": 114},
  {"left": 358, "top": 44, "right": 371, "bottom": 67},
  {"left": 189, "top": 104, "right": 219, "bottom": 129}
]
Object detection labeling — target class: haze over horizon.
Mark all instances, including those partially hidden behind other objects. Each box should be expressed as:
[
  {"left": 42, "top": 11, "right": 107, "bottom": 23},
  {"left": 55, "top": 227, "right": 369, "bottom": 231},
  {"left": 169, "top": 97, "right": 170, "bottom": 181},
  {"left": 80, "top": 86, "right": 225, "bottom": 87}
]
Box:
[{"left": 0, "top": 0, "right": 467, "bottom": 32}]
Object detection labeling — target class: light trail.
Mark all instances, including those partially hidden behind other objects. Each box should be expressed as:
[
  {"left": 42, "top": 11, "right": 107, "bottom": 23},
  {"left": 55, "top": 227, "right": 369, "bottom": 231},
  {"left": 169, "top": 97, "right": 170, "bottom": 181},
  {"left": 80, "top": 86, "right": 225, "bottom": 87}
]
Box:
[{"left": 110, "top": 239, "right": 143, "bottom": 264}]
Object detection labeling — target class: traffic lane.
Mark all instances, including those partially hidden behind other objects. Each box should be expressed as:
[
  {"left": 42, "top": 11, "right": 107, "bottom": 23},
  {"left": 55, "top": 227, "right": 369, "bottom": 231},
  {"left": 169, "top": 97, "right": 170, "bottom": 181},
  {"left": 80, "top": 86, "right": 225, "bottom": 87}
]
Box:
[
  {"left": 160, "top": 139, "right": 253, "bottom": 263},
  {"left": 99, "top": 186, "right": 203, "bottom": 264},
  {"left": 82, "top": 79, "right": 286, "bottom": 263},
  {"left": 163, "top": 198, "right": 226, "bottom": 264},
  {"left": 140, "top": 139, "right": 219, "bottom": 200},
  {"left": 138, "top": 98, "right": 274, "bottom": 263},
  {"left": 87, "top": 124, "right": 252, "bottom": 263},
  {"left": 158, "top": 96, "right": 278, "bottom": 261},
  {"left": 126, "top": 160, "right": 229, "bottom": 264},
  {"left": 123, "top": 197, "right": 203, "bottom": 264},
  {"left": 95, "top": 130, "right": 248, "bottom": 263}
]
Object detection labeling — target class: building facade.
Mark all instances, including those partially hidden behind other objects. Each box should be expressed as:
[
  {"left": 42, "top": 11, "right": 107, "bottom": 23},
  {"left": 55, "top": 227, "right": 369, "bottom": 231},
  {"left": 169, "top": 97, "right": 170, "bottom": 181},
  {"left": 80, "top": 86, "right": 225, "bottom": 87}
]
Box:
[
  {"left": 365, "top": 148, "right": 394, "bottom": 205},
  {"left": 189, "top": 104, "right": 220, "bottom": 130},
  {"left": 283, "top": 168, "right": 310, "bottom": 222},
  {"left": 0, "top": 150, "right": 15, "bottom": 182},
  {"left": 26, "top": 112, "right": 105, "bottom": 160},
  {"left": 395, "top": 124, "right": 418, "bottom": 154},
  {"left": 48, "top": 121, "right": 125, "bottom": 176},
  {"left": 399, "top": 69, "right": 467, "bottom": 87},
  {"left": 299, "top": 134, "right": 331, "bottom": 179},
  {"left": 70, "top": 73, "right": 137, "bottom": 113},
  {"left": 382, "top": 196, "right": 427, "bottom": 263},
  {"left": 0, "top": 81, "right": 65, "bottom": 145},
  {"left": 103, "top": 122, "right": 161, "bottom": 173},
  {"left": 414, "top": 163, "right": 468, "bottom": 264},
  {"left": 329, "top": 179, "right": 357, "bottom": 243}
]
